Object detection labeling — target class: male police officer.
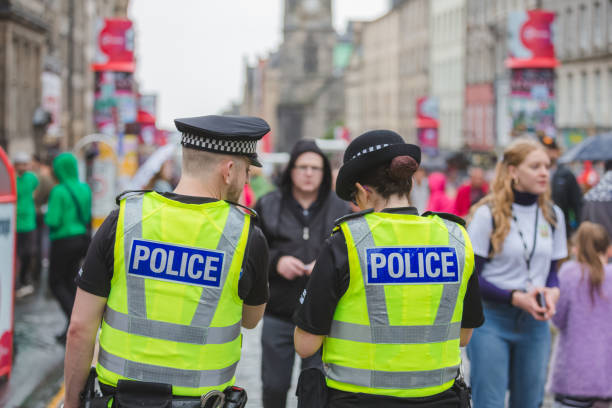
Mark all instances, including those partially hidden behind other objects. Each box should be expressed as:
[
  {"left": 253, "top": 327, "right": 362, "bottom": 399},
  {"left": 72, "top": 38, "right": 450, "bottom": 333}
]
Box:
[{"left": 64, "top": 116, "right": 271, "bottom": 408}]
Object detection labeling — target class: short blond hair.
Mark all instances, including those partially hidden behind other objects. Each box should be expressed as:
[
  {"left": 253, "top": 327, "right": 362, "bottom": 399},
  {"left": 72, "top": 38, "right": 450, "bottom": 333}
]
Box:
[{"left": 181, "top": 147, "right": 247, "bottom": 177}]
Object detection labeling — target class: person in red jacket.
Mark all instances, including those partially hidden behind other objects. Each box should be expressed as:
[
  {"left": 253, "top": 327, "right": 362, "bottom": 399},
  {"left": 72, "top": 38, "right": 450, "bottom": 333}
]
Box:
[{"left": 454, "top": 167, "right": 489, "bottom": 218}]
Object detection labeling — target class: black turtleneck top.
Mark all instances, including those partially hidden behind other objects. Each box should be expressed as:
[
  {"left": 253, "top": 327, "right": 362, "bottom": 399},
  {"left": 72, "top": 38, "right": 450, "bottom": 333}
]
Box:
[{"left": 513, "top": 188, "right": 539, "bottom": 206}]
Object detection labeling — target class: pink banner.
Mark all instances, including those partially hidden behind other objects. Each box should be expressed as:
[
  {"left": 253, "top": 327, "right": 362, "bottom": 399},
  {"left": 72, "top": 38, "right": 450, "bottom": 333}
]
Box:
[
  {"left": 506, "top": 10, "right": 558, "bottom": 68},
  {"left": 92, "top": 19, "right": 135, "bottom": 72}
]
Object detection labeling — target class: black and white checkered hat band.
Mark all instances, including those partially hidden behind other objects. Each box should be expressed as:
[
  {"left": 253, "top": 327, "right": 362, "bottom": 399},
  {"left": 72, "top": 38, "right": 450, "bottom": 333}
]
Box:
[
  {"left": 350, "top": 143, "right": 390, "bottom": 160},
  {"left": 181, "top": 133, "right": 257, "bottom": 154}
]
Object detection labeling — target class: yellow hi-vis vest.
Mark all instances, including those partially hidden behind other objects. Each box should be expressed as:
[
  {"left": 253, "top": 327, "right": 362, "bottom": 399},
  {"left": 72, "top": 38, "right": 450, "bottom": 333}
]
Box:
[
  {"left": 322, "top": 211, "right": 474, "bottom": 398},
  {"left": 97, "top": 192, "right": 251, "bottom": 396}
]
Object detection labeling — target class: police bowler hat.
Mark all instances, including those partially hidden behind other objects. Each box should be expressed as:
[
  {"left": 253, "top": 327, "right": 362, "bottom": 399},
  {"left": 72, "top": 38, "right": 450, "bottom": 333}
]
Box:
[{"left": 335, "top": 130, "right": 421, "bottom": 201}]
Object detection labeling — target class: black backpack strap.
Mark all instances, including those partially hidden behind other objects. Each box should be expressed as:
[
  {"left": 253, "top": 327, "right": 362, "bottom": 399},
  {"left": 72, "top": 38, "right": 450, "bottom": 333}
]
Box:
[
  {"left": 225, "top": 200, "right": 259, "bottom": 220},
  {"left": 421, "top": 211, "right": 466, "bottom": 227},
  {"left": 546, "top": 201, "right": 557, "bottom": 233},
  {"left": 333, "top": 208, "right": 374, "bottom": 227},
  {"left": 64, "top": 184, "right": 88, "bottom": 228}
]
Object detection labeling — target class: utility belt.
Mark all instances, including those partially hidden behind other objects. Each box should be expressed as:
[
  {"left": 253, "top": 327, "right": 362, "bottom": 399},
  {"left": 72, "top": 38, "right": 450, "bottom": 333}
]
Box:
[
  {"left": 81, "top": 369, "right": 247, "bottom": 408},
  {"left": 296, "top": 368, "right": 471, "bottom": 408}
]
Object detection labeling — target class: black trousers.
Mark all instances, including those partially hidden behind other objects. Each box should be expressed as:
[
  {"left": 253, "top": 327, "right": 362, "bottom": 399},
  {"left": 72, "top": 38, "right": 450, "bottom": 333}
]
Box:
[
  {"left": 17, "top": 230, "right": 36, "bottom": 286},
  {"left": 327, "top": 387, "right": 461, "bottom": 408},
  {"left": 261, "top": 314, "right": 322, "bottom": 408},
  {"left": 49, "top": 235, "right": 89, "bottom": 327}
]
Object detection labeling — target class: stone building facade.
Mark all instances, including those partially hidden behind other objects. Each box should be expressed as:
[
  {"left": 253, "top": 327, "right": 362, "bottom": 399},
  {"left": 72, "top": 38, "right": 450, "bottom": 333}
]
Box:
[
  {"left": 275, "top": 0, "right": 343, "bottom": 152},
  {"left": 430, "top": 0, "right": 466, "bottom": 150},
  {"left": 543, "top": 0, "right": 612, "bottom": 142},
  {"left": 464, "top": 0, "right": 538, "bottom": 151},
  {"left": 0, "top": 0, "right": 47, "bottom": 154},
  {"left": 0, "top": 0, "right": 129, "bottom": 156},
  {"left": 241, "top": 53, "right": 281, "bottom": 151},
  {"left": 344, "top": 0, "right": 429, "bottom": 143}
]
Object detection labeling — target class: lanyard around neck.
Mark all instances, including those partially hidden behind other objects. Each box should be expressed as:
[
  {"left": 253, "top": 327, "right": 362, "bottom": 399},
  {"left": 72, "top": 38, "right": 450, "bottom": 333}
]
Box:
[{"left": 512, "top": 207, "right": 539, "bottom": 278}]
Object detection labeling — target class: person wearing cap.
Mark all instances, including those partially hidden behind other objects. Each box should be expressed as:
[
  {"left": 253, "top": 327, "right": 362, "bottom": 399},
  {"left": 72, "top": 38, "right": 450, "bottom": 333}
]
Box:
[
  {"left": 14, "top": 152, "right": 39, "bottom": 297},
  {"left": 293, "top": 130, "right": 484, "bottom": 407},
  {"left": 63, "top": 115, "right": 271, "bottom": 407},
  {"left": 540, "top": 135, "right": 582, "bottom": 238}
]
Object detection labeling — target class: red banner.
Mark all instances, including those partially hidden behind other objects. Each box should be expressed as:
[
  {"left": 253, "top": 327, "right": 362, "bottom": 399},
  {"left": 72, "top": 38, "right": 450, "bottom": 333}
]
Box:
[
  {"left": 506, "top": 10, "right": 558, "bottom": 69},
  {"left": 415, "top": 97, "right": 439, "bottom": 129},
  {"left": 92, "top": 19, "right": 135, "bottom": 72},
  {"left": 418, "top": 128, "right": 439, "bottom": 156}
]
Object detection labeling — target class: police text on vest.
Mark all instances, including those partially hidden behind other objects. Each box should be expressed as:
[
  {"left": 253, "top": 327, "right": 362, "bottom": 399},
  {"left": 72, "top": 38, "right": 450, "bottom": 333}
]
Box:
[
  {"left": 366, "top": 247, "right": 459, "bottom": 285},
  {"left": 128, "top": 239, "right": 225, "bottom": 288}
]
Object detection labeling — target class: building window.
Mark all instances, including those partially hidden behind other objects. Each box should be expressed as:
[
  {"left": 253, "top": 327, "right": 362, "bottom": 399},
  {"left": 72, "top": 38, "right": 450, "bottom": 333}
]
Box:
[
  {"left": 609, "top": 0, "right": 612, "bottom": 44},
  {"left": 565, "top": 8, "right": 573, "bottom": 55},
  {"left": 567, "top": 73, "right": 574, "bottom": 123},
  {"left": 303, "top": 35, "right": 318, "bottom": 74},
  {"left": 579, "top": 5, "right": 588, "bottom": 51},
  {"left": 594, "top": 70, "right": 601, "bottom": 124},
  {"left": 594, "top": 2, "right": 603, "bottom": 47},
  {"left": 608, "top": 69, "right": 612, "bottom": 122},
  {"left": 581, "top": 71, "right": 588, "bottom": 122}
]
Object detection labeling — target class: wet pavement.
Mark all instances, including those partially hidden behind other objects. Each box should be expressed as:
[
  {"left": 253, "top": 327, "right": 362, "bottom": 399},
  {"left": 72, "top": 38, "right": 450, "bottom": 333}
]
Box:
[
  {"left": 0, "top": 287, "right": 66, "bottom": 408},
  {"left": 235, "top": 323, "right": 299, "bottom": 408}
]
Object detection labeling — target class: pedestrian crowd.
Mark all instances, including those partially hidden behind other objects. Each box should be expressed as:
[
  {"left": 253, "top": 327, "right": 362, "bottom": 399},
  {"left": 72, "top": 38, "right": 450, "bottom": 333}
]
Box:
[
  {"left": 11, "top": 117, "right": 612, "bottom": 408},
  {"left": 13, "top": 151, "right": 92, "bottom": 344}
]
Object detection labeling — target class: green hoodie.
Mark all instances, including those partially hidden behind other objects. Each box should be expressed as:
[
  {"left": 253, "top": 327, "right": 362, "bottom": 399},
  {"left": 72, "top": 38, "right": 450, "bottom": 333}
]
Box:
[
  {"left": 45, "top": 152, "right": 92, "bottom": 241},
  {"left": 16, "top": 171, "right": 39, "bottom": 232}
]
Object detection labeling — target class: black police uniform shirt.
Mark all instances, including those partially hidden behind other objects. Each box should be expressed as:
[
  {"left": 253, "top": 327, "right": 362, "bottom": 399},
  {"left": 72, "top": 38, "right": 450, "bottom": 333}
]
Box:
[
  {"left": 294, "top": 207, "right": 484, "bottom": 406},
  {"left": 77, "top": 192, "right": 269, "bottom": 305}
]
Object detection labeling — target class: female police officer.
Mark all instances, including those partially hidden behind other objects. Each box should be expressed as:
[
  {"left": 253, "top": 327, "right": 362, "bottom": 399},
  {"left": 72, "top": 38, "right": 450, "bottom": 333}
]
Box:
[{"left": 293, "top": 130, "right": 484, "bottom": 407}]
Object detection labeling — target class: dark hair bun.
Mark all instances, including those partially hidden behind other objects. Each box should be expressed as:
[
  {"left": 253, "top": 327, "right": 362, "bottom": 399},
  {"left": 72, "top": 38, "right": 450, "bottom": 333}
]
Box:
[{"left": 389, "top": 156, "right": 418, "bottom": 181}]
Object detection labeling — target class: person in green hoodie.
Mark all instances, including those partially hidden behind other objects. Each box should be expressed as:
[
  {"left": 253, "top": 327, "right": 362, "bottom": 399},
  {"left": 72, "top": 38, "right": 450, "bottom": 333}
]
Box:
[
  {"left": 14, "top": 152, "right": 39, "bottom": 295},
  {"left": 45, "top": 152, "right": 92, "bottom": 343}
]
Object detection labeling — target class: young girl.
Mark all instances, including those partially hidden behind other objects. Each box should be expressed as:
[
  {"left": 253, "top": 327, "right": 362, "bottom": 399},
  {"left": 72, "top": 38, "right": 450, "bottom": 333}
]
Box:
[
  {"left": 551, "top": 222, "right": 612, "bottom": 408},
  {"left": 467, "top": 139, "right": 567, "bottom": 408}
]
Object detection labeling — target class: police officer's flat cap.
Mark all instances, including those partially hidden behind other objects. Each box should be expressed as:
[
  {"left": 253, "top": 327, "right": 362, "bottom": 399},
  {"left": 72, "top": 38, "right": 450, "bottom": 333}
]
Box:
[{"left": 175, "top": 115, "right": 270, "bottom": 167}]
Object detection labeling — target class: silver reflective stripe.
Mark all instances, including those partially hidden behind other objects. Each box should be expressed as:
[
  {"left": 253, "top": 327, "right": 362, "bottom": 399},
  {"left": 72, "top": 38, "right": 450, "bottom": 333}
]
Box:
[
  {"left": 124, "top": 195, "right": 146, "bottom": 318},
  {"left": 432, "top": 220, "right": 466, "bottom": 329},
  {"left": 103, "top": 306, "right": 241, "bottom": 345},
  {"left": 329, "top": 321, "right": 461, "bottom": 344},
  {"left": 331, "top": 216, "right": 466, "bottom": 345},
  {"left": 346, "top": 217, "right": 389, "bottom": 326},
  {"left": 191, "top": 206, "right": 246, "bottom": 327},
  {"left": 98, "top": 347, "right": 237, "bottom": 388},
  {"left": 326, "top": 363, "right": 459, "bottom": 389}
]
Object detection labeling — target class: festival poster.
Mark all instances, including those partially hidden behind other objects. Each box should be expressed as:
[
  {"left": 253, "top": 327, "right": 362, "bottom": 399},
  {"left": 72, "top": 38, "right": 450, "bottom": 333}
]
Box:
[{"left": 509, "top": 68, "right": 556, "bottom": 138}]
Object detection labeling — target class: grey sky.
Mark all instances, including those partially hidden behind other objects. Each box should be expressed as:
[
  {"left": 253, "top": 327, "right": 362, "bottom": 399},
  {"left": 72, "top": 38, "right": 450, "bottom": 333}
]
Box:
[{"left": 129, "top": 0, "right": 388, "bottom": 129}]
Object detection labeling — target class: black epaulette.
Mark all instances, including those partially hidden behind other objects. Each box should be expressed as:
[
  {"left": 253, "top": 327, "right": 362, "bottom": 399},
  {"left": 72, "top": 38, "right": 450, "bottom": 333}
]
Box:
[
  {"left": 421, "top": 211, "right": 466, "bottom": 227},
  {"left": 115, "top": 190, "right": 151, "bottom": 205},
  {"left": 225, "top": 200, "right": 259, "bottom": 220},
  {"left": 334, "top": 209, "right": 374, "bottom": 227}
]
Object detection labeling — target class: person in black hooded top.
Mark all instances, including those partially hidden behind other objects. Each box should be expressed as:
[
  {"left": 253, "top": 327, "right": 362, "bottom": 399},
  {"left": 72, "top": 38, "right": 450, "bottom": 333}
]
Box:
[{"left": 255, "top": 139, "right": 351, "bottom": 408}]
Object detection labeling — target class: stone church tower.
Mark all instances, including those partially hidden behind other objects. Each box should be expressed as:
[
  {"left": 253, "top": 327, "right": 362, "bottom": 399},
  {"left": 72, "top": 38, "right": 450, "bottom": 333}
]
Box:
[{"left": 276, "top": 0, "right": 343, "bottom": 152}]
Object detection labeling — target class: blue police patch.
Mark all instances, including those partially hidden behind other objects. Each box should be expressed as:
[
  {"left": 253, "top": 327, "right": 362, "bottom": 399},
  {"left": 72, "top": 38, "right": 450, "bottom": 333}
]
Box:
[
  {"left": 128, "top": 239, "right": 224, "bottom": 288},
  {"left": 365, "top": 247, "right": 459, "bottom": 285}
]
